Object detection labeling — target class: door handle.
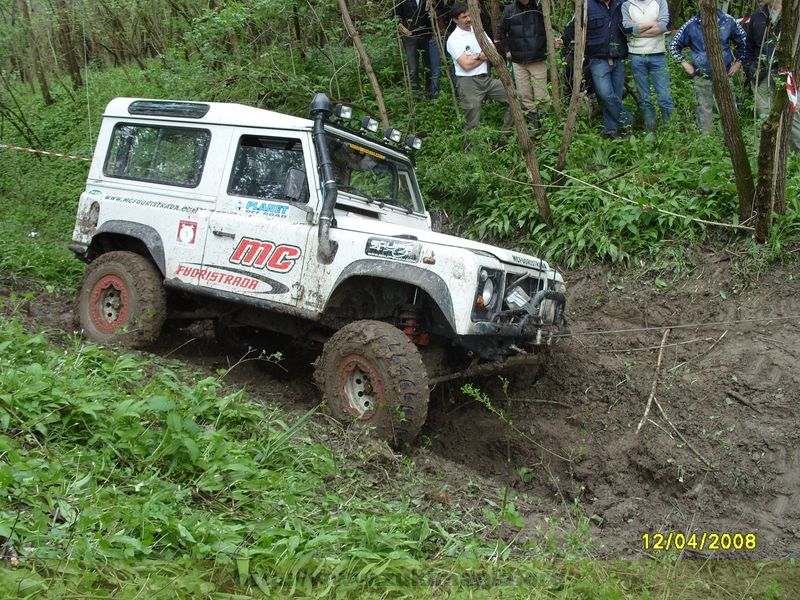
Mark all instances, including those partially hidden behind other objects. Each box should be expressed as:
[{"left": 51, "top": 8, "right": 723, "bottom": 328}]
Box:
[{"left": 212, "top": 229, "right": 235, "bottom": 239}]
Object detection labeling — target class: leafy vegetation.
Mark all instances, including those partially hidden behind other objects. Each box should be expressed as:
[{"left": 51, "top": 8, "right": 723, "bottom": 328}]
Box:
[{"left": 0, "top": 310, "right": 793, "bottom": 597}]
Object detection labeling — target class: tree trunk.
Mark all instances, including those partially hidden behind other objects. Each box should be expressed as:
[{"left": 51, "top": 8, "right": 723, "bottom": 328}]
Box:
[
  {"left": 467, "top": 0, "right": 554, "bottom": 227},
  {"left": 54, "top": 0, "right": 83, "bottom": 89},
  {"left": 19, "top": 0, "right": 53, "bottom": 105},
  {"left": 754, "top": 0, "right": 800, "bottom": 242},
  {"left": 337, "top": 0, "right": 390, "bottom": 129},
  {"left": 556, "top": 0, "right": 587, "bottom": 173},
  {"left": 488, "top": 0, "right": 500, "bottom": 38},
  {"left": 540, "top": 0, "right": 561, "bottom": 113},
  {"left": 698, "top": 0, "right": 754, "bottom": 222},
  {"left": 429, "top": 0, "right": 460, "bottom": 117}
]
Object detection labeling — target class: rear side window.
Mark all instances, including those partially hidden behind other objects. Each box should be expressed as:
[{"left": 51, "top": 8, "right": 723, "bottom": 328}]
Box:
[
  {"left": 104, "top": 123, "right": 210, "bottom": 187},
  {"left": 228, "top": 135, "right": 307, "bottom": 201}
]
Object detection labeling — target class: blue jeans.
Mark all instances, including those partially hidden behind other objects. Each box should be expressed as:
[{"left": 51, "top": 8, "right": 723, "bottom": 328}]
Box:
[
  {"left": 588, "top": 58, "right": 631, "bottom": 134},
  {"left": 629, "top": 53, "right": 673, "bottom": 131},
  {"left": 403, "top": 36, "right": 441, "bottom": 97}
]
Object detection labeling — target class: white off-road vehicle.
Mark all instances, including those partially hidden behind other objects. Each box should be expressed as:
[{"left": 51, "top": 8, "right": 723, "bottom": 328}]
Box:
[{"left": 70, "top": 94, "right": 567, "bottom": 445}]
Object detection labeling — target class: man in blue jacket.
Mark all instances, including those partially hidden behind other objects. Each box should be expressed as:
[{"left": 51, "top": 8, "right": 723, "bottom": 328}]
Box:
[
  {"left": 669, "top": 8, "right": 746, "bottom": 133},
  {"left": 563, "top": 0, "right": 632, "bottom": 138}
]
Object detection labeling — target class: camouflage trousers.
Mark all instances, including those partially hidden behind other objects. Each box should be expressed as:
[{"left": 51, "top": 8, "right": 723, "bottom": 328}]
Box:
[
  {"left": 693, "top": 77, "right": 735, "bottom": 134},
  {"left": 754, "top": 78, "right": 800, "bottom": 153}
]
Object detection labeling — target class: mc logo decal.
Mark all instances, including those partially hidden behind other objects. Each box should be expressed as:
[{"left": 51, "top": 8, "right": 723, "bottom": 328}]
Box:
[{"left": 229, "top": 237, "right": 301, "bottom": 273}]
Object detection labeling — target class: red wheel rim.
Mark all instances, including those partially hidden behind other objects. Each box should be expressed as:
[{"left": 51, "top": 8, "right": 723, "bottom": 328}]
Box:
[
  {"left": 337, "top": 354, "right": 385, "bottom": 419},
  {"left": 90, "top": 274, "right": 130, "bottom": 333}
]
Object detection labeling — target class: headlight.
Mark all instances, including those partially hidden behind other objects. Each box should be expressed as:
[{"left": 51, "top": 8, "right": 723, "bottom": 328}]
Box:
[
  {"left": 481, "top": 278, "right": 495, "bottom": 306},
  {"left": 473, "top": 267, "right": 501, "bottom": 315}
]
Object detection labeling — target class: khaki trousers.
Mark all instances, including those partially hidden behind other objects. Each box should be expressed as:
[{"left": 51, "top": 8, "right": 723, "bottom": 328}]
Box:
[
  {"left": 456, "top": 74, "right": 511, "bottom": 131},
  {"left": 512, "top": 61, "right": 549, "bottom": 113}
]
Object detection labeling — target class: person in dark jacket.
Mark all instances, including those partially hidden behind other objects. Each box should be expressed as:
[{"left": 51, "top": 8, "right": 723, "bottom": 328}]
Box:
[
  {"left": 744, "top": 0, "right": 798, "bottom": 152},
  {"left": 498, "top": 0, "right": 563, "bottom": 129},
  {"left": 563, "top": 0, "right": 632, "bottom": 137},
  {"left": 669, "top": 8, "right": 746, "bottom": 133},
  {"left": 395, "top": 0, "right": 442, "bottom": 98}
]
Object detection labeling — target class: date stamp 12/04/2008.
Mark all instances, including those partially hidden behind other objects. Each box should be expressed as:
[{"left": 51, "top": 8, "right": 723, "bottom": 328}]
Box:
[{"left": 642, "top": 532, "right": 757, "bottom": 552}]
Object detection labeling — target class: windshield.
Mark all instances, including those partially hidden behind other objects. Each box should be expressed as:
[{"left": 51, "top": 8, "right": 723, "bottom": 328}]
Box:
[{"left": 326, "top": 134, "right": 424, "bottom": 214}]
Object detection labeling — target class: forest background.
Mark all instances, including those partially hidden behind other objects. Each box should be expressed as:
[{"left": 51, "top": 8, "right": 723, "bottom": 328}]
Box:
[{"left": 0, "top": 0, "right": 799, "bottom": 598}]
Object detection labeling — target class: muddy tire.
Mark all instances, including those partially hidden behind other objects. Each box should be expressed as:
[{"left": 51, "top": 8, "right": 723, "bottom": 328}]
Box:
[
  {"left": 76, "top": 251, "right": 166, "bottom": 347},
  {"left": 315, "top": 320, "right": 429, "bottom": 447}
]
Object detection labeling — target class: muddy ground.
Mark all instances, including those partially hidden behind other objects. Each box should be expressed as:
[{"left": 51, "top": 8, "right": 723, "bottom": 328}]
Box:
[{"left": 7, "top": 249, "right": 800, "bottom": 559}]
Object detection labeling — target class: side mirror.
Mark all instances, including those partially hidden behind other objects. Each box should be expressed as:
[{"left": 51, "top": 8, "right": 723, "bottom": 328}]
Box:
[{"left": 283, "top": 167, "right": 308, "bottom": 203}]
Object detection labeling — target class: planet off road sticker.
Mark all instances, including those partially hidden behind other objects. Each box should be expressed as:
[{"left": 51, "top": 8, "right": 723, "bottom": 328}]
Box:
[
  {"left": 229, "top": 237, "right": 301, "bottom": 273},
  {"left": 365, "top": 237, "right": 421, "bottom": 263}
]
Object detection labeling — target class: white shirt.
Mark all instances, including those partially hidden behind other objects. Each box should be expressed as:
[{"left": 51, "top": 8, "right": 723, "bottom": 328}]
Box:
[{"left": 446, "top": 27, "right": 489, "bottom": 76}]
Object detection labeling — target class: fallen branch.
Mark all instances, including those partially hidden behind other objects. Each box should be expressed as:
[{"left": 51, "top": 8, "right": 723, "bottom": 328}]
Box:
[
  {"left": 603, "top": 336, "right": 715, "bottom": 353},
  {"left": 654, "top": 397, "right": 711, "bottom": 468},
  {"left": 428, "top": 354, "right": 542, "bottom": 386},
  {"left": 668, "top": 330, "right": 728, "bottom": 372},
  {"left": 636, "top": 328, "right": 671, "bottom": 435},
  {"left": 726, "top": 389, "right": 763, "bottom": 414},
  {"left": 512, "top": 398, "right": 572, "bottom": 408}
]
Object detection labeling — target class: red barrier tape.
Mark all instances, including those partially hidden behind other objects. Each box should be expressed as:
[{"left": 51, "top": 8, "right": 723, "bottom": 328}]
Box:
[{"left": 0, "top": 143, "right": 92, "bottom": 162}]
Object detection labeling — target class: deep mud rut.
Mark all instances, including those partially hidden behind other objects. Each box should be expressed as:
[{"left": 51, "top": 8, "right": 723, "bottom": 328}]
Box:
[{"left": 6, "top": 250, "right": 799, "bottom": 559}]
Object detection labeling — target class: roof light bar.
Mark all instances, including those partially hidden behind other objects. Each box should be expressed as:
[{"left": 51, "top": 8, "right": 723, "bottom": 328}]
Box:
[
  {"left": 384, "top": 127, "right": 402, "bottom": 144},
  {"left": 405, "top": 135, "right": 422, "bottom": 150},
  {"left": 360, "top": 116, "right": 379, "bottom": 133},
  {"left": 333, "top": 104, "right": 353, "bottom": 120}
]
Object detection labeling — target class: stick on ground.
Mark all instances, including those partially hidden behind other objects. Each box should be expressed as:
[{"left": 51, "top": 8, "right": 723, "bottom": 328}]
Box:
[{"left": 636, "top": 328, "right": 671, "bottom": 435}]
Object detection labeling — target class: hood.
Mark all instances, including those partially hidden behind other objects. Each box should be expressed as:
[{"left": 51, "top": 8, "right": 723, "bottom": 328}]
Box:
[{"left": 335, "top": 216, "right": 551, "bottom": 273}]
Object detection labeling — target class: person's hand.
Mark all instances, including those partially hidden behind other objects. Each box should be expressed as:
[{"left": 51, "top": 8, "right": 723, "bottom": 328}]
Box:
[
  {"left": 554, "top": 37, "right": 564, "bottom": 49},
  {"left": 399, "top": 24, "right": 412, "bottom": 37},
  {"left": 728, "top": 60, "right": 742, "bottom": 77},
  {"left": 681, "top": 61, "right": 695, "bottom": 78},
  {"left": 506, "top": 50, "right": 511, "bottom": 59}
]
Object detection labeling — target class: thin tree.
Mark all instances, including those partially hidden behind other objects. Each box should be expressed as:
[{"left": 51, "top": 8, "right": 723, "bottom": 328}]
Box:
[
  {"left": 19, "top": 0, "right": 53, "bottom": 105},
  {"left": 698, "top": 0, "right": 754, "bottom": 221},
  {"left": 466, "top": 0, "right": 553, "bottom": 227},
  {"left": 540, "top": 0, "right": 562, "bottom": 113},
  {"left": 337, "top": 0, "right": 389, "bottom": 129},
  {"left": 429, "top": 0, "right": 460, "bottom": 116},
  {"left": 754, "top": 0, "right": 800, "bottom": 241},
  {"left": 556, "top": 0, "right": 587, "bottom": 173},
  {"left": 52, "top": 0, "right": 83, "bottom": 90}
]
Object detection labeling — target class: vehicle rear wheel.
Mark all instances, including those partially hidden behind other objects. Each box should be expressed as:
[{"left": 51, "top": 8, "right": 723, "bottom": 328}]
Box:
[
  {"left": 76, "top": 251, "right": 166, "bottom": 347},
  {"left": 315, "top": 320, "right": 429, "bottom": 447}
]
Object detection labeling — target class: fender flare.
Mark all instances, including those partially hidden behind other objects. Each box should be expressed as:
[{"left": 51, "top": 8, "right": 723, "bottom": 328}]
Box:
[
  {"left": 93, "top": 220, "right": 166, "bottom": 275},
  {"left": 329, "top": 259, "right": 456, "bottom": 331}
]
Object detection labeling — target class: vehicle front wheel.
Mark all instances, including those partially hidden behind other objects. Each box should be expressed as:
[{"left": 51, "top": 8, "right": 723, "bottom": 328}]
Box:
[
  {"left": 315, "top": 320, "right": 429, "bottom": 447},
  {"left": 76, "top": 251, "right": 166, "bottom": 347}
]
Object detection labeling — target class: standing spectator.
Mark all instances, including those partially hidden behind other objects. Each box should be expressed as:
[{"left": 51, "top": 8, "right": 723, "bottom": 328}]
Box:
[
  {"left": 563, "top": 0, "right": 632, "bottom": 138},
  {"left": 446, "top": 3, "right": 512, "bottom": 133},
  {"left": 622, "top": 0, "right": 674, "bottom": 133},
  {"left": 395, "top": 0, "right": 442, "bottom": 98},
  {"left": 669, "top": 8, "right": 746, "bottom": 133},
  {"left": 498, "top": 0, "right": 563, "bottom": 130},
  {"left": 745, "top": 0, "right": 799, "bottom": 152}
]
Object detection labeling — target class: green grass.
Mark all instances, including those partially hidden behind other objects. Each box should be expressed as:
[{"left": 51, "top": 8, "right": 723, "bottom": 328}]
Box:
[{"left": 0, "top": 309, "right": 797, "bottom": 598}]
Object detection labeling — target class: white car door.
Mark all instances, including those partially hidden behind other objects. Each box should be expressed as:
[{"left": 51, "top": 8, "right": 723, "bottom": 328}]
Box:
[{"left": 200, "top": 129, "right": 316, "bottom": 306}]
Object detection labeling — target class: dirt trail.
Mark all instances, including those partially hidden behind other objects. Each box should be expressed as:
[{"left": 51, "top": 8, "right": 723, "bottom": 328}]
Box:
[{"left": 7, "top": 251, "right": 800, "bottom": 558}]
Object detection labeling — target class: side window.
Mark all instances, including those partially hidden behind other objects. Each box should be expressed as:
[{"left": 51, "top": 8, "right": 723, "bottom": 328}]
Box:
[
  {"left": 104, "top": 123, "right": 210, "bottom": 187},
  {"left": 228, "top": 135, "right": 307, "bottom": 202}
]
